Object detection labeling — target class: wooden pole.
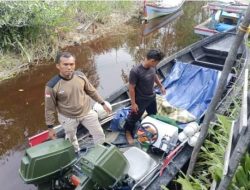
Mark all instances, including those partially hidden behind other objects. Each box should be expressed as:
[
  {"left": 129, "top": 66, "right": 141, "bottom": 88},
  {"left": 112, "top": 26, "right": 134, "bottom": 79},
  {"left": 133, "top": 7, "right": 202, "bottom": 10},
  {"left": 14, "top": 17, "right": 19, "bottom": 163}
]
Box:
[
  {"left": 186, "top": 4, "right": 250, "bottom": 176},
  {"left": 218, "top": 53, "right": 249, "bottom": 190},
  {"left": 248, "top": 93, "right": 250, "bottom": 118},
  {"left": 223, "top": 121, "right": 235, "bottom": 176},
  {"left": 217, "top": 118, "right": 250, "bottom": 190}
]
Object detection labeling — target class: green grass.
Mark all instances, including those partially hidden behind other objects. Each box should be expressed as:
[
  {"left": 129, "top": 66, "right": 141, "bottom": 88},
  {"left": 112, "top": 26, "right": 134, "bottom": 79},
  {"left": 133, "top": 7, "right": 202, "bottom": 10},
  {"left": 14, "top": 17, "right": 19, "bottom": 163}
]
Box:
[{"left": 173, "top": 107, "right": 250, "bottom": 189}]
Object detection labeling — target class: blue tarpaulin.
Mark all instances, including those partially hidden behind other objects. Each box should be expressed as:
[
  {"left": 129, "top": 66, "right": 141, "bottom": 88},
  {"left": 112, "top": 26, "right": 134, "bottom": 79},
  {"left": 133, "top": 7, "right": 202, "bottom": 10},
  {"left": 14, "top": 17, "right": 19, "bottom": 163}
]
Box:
[{"left": 161, "top": 61, "right": 220, "bottom": 119}]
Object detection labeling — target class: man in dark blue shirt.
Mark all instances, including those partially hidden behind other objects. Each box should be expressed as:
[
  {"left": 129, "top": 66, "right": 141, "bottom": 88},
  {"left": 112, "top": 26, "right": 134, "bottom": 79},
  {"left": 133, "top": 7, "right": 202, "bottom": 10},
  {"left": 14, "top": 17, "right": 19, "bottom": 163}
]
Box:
[{"left": 124, "top": 49, "right": 166, "bottom": 144}]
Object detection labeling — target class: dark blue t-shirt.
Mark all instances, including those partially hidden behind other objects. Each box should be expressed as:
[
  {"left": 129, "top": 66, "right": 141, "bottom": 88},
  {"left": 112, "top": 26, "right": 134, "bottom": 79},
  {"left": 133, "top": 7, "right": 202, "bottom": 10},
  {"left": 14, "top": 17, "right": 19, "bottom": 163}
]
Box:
[{"left": 129, "top": 64, "right": 156, "bottom": 100}]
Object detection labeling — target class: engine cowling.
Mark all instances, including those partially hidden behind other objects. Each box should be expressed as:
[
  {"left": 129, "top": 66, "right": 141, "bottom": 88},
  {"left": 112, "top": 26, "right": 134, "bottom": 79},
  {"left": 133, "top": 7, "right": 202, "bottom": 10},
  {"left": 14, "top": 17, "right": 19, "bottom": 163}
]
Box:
[{"left": 19, "top": 138, "right": 76, "bottom": 185}]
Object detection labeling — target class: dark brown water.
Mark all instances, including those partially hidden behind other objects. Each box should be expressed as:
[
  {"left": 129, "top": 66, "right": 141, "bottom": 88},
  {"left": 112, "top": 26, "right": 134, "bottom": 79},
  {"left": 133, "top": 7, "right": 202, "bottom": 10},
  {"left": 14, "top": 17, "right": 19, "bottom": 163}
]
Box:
[{"left": 0, "top": 2, "right": 207, "bottom": 189}]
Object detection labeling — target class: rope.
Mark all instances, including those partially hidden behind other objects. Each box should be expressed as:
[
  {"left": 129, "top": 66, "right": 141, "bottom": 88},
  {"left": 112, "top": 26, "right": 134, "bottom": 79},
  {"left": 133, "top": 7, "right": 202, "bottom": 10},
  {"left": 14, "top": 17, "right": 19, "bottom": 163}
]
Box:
[{"left": 238, "top": 24, "right": 250, "bottom": 33}]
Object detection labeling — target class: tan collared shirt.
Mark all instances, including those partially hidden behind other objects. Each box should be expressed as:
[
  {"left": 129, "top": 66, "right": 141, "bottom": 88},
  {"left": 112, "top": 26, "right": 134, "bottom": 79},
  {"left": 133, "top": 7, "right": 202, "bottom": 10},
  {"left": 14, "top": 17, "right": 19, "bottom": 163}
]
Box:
[{"left": 45, "top": 72, "right": 104, "bottom": 126}]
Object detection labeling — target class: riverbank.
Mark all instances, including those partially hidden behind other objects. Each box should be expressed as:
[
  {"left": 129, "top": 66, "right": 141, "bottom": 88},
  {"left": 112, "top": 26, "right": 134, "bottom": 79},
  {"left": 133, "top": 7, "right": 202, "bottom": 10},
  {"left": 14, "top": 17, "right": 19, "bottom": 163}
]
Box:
[{"left": 0, "top": 1, "right": 140, "bottom": 82}]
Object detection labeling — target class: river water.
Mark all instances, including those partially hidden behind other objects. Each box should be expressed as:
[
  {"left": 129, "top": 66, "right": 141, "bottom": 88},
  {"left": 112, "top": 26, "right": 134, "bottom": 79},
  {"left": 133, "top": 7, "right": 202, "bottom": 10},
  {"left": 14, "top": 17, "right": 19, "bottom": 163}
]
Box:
[{"left": 0, "top": 2, "right": 206, "bottom": 189}]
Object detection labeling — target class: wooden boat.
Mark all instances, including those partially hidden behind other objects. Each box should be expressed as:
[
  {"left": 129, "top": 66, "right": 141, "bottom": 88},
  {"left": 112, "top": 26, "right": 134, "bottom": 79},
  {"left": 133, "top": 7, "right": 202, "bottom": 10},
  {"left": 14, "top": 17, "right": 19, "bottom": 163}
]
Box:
[
  {"left": 142, "top": 10, "right": 183, "bottom": 36},
  {"left": 194, "top": 2, "right": 247, "bottom": 36},
  {"left": 20, "top": 31, "right": 249, "bottom": 190},
  {"left": 144, "top": 0, "right": 185, "bottom": 21},
  {"left": 148, "top": 31, "right": 249, "bottom": 189},
  {"left": 207, "top": 1, "right": 248, "bottom": 13}
]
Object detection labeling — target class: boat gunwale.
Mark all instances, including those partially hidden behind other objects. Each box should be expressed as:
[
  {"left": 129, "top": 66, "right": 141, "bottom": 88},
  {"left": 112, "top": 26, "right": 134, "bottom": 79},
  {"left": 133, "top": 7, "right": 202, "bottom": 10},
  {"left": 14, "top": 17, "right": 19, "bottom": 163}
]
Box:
[
  {"left": 145, "top": 2, "right": 184, "bottom": 10},
  {"left": 157, "top": 32, "right": 232, "bottom": 70},
  {"left": 207, "top": 2, "right": 248, "bottom": 14},
  {"left": 150, "top": 32, "right": 249, "bottom": 189},
  {"left": 26, "top": 31, "right": 250, "bottom": 189}
]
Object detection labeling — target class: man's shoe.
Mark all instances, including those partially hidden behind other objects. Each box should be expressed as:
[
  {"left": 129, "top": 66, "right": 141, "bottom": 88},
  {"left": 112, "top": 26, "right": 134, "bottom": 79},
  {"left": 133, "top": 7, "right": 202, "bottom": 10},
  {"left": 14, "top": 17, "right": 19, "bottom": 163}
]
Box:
[{"left": 125, "top": 131, "right": 134, "bottom": 145}]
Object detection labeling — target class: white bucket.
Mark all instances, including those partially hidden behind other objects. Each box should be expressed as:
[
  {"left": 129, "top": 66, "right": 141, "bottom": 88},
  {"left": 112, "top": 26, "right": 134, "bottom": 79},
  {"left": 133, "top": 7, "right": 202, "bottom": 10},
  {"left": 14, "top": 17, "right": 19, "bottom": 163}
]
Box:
[
  {"left": 188, "top": 132, "right": 200, "bottom": 147},
  {"left": 178, "top": 132, "right": 188, "bottom": 142},
  {"left": 93, "top": 101, "right": 112, "bottom": 120},
  {"left": 183, "top": 122, "right": 200, "bottom": 137}
]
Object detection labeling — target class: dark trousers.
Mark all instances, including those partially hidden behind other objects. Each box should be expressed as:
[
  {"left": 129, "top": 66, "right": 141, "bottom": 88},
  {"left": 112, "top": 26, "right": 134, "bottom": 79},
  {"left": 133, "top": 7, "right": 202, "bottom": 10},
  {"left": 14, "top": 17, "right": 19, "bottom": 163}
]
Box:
[{"left": 124, "top": 97, "right": 157, "bottom": 136}]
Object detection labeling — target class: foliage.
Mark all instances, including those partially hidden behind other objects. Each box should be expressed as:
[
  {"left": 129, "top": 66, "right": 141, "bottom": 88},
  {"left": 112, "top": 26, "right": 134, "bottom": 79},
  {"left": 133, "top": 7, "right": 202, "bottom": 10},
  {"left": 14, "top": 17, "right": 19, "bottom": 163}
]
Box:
[
  {"left": 161, "top": 185, "right": 170, "bottom": 190},
  {"left": 176, "top": 173, "right": 207, "bottom": 190},
  {"left": 175, "top": 110, "right": 250, "bottom": 189},
  {"left": 0, "top": 1, "right": 67, "bottom": 62},
  {"left": 175, "top": 115, "right": 232, "bottom": 190},
  {"left": 0, "top": 1, "right": 134, "bottom": 67},
  {"left": 68, "top": 1, "right": 132, "bottom": 22},
  {"left": 232, "top": 153, "right": 250, "bottom": 190}
]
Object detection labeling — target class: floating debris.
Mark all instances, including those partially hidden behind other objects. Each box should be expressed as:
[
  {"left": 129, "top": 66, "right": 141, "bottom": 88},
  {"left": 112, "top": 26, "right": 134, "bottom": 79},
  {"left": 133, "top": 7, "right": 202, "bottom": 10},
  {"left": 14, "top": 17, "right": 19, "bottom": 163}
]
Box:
[{"left": 0, "top": 118, "right": 14, "bottom": 128}]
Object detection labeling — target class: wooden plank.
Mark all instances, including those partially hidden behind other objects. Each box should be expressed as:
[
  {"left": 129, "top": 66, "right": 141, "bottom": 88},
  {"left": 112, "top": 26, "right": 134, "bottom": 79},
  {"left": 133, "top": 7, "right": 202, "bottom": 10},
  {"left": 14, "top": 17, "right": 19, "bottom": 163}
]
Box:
[
  {"left": 210, "top": 180, "right": 217, "bottom": 190},
  {"left": 111, "top": 99, "right": 130, "bottom": 107},
  {"left": 193, "top": 60, "right": 224, "bottom": 70},
  {"left": 223, "top": 120, "right": 235, "bottom": 175},
  {"left": 239, "top": 69, "right": 248, "bottom": 132},
  {"left": 217, "top": 118, "right": 250, "bottom": 189}
]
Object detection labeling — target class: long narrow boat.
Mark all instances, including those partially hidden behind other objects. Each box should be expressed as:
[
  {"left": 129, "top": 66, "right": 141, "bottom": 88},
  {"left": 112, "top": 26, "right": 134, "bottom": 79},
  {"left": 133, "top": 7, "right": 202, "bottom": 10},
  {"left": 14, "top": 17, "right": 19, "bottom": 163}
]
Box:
[
  {"left": 148, "top": 31, "right": 249, "bottom": 189},
  {"left": 142, "top": 10, "right": 183, "bottom": 36},
  {"left": 144, "top": 0, "right": 185, "bottom": 21},
  {"left": 194, "top": 2, "right": 247, "bottom": 36},
  {"left": 208, "top": 1, "right": 248, "bottom": 13},
  {"left": 20, "top": 31, "right": 249, "bottom": 190}
]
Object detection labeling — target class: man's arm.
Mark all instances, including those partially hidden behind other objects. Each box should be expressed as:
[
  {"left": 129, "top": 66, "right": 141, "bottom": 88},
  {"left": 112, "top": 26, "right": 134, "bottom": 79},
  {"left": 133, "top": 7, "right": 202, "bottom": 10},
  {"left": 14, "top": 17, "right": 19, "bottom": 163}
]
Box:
[
  {"left": 129, "top": 83, "right": 138, "bottom": 113},
  {"left": 80, "top": 75, "right": 111, "bottom": 113},
  {"left": 80, "top": 75, "right": 104, "bottom": 103},
  {"left": 155, "top": 74, "right": 166, "bottom": 95},
  {"left": 128, "top": 68, "right": 139, "bottom": 113},
  {"left": 45, "top": 86, "right": 57, "bottom": 139}
]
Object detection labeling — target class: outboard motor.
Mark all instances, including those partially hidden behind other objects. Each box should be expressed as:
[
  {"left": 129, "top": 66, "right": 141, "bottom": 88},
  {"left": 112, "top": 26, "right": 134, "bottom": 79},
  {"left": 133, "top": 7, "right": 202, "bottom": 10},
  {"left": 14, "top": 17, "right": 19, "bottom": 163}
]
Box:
[
  {"left": 19, "top": 139, "right": 76, "bottom": 189},
  {"left": 19, "top": 139, "right": 129, "bottom": 190}
]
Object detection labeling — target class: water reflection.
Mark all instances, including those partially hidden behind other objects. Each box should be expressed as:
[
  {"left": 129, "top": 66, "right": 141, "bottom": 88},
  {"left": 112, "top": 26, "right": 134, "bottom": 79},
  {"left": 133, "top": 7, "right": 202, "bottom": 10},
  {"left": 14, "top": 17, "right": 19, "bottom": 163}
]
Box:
[
  {"left": 0, "top": 2, "right": 207, "bottom": 189},
  {"left": 141, "top": 10, "right": 184, "bottom": 36},
  {"left": 94, "top": 48, "right": 134, "bottom": 97},
  {"left": 0, "top": 149, "right": 36, "bottom": 190}
]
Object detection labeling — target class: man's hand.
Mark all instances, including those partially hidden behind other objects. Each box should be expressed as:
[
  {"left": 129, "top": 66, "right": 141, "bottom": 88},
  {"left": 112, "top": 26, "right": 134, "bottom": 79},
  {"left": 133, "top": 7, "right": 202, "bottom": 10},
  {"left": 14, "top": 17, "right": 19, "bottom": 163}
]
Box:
[
  {"left": 48, "top": 128, "right": 57, "bottom": 140},
  {"left": 131, "top": 103, "right": 139, "bottom": 113},
  {"left": 102, "top": 104, "right": 112, "bottom": 114},
  {"left": 160, "top": 86, "right": 166, "bottom": 95}
]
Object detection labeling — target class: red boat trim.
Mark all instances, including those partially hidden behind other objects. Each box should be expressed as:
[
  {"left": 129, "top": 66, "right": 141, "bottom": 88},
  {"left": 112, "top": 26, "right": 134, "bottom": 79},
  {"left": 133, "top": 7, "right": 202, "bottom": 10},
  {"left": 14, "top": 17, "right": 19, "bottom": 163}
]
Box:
[
  {"left": 194, "top": 27, "right": 217, "bottom": 33},
  {"left": 28, "top": 130, "right": 49, "bottom": 147}
]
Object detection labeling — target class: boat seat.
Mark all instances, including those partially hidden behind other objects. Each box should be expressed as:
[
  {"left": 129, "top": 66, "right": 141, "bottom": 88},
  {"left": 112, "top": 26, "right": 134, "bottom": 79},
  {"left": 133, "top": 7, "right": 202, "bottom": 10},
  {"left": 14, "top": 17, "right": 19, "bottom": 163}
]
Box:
[
  {"left": 203, "top": 34, "right": 242, "bottom": 55},
  {"left": 123, "top": 147, "right": 157, "bottom": 182},
  {"left": 193, "top": 60, "right": 224, "bottom": 71}
]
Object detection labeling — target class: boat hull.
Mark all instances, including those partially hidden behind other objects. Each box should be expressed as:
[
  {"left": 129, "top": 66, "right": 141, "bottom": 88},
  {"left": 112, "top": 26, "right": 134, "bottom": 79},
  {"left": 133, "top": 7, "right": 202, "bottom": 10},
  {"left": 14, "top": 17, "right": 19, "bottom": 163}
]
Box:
[
  {"left": 208, "top": 2, "right": 248, "bottom": 14},
  {"left": 194, "top": 18, "right": 236, "bottom": 36},
  {"left": 142, "top": 10, "right": 183, "bottom": 36},
  {"left": 148, "top": 32, "right": 249, "bottom": 188},
  {"left": 145, "top": 0, "right": 185, "bottom": 20},
  {"left": 194, "top": 2, "right": 247, "bottom": 36},
  {"left": 25, "top": 31, "right": 249, "bottom": 189}
]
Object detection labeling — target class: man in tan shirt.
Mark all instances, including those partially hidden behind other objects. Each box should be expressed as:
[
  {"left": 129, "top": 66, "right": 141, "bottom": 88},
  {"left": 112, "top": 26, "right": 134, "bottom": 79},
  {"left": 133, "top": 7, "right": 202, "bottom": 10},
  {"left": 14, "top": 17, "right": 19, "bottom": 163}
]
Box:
[{"left": 45, "top": 52, "right": 111, "bottom": 152}]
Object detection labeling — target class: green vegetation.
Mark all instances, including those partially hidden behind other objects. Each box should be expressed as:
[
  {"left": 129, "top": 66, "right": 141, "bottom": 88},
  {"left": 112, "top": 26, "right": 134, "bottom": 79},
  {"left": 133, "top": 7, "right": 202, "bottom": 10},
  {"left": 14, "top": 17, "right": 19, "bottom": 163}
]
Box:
[
  {"left": 69, "top": 1, "right": 132, "bottom": 22},
  {"left": 160, "top": 30, "right": 250, "bottom": 190},
  {"left": 171, "top": 111, "right": 250, "bottom": 189},
  {"left": 0, "top": 1, "right": 134, "bottom": 79},
  {"left": 0, "top": 1, "right": 65, "bottom": 63}
]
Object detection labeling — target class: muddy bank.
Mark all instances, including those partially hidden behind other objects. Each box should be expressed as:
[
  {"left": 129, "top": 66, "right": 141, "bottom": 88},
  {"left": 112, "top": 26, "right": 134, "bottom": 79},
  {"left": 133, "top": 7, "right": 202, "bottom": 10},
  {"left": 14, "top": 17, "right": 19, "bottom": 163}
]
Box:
[
  {"left": 0, "top": 7, "right": 140, "bottom": 82},
  {"left": 59, "top": 12, "right": 138, "bottom": 48}
]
